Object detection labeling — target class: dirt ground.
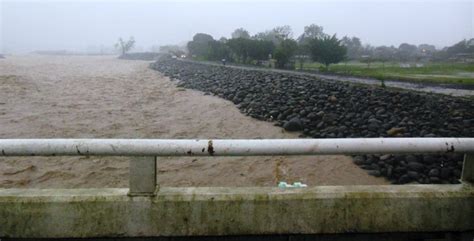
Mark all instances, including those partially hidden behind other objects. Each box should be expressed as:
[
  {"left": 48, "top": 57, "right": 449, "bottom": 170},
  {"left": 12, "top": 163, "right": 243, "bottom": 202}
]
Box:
[{"left": 0, "top": 55, "right": 387, "bottom": 188}]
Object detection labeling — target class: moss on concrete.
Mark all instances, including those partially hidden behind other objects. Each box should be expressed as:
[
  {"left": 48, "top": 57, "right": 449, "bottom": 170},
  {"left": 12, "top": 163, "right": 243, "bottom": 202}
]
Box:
[{"left": 0, "top": 185, "right": 473, "bottom": 238}]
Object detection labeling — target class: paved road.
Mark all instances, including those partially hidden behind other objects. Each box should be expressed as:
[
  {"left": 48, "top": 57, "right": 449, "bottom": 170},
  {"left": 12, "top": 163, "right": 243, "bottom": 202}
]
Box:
[{"left": 180, "top": 59, "right": 474, "bottom": 97}]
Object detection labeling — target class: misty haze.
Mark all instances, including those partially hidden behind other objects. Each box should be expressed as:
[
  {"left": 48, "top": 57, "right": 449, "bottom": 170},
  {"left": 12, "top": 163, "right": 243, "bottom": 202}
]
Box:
[
  {"left": 0, "top": 0, "right": 474, "bottom": 239},
  {"left": 1, "top": 1, "right": 473, "bottom": 53}
]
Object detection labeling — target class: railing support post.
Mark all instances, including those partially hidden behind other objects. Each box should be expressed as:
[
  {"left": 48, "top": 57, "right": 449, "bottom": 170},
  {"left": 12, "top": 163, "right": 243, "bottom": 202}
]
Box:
[
  {"left": 461, "top": 154, "right": 474, "bottom": 183},
  {"left": 128, "top": 156, "right": 157, "bottom": 196}
]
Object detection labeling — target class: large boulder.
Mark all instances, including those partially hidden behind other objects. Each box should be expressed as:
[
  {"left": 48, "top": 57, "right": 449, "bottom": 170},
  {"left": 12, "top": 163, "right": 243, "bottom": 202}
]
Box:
[
  {"left": 283, "top": 117, "right": 303, "bottom": 131},
  {"left": 386, "top": 127, "right": 405, "bottom": 136}
]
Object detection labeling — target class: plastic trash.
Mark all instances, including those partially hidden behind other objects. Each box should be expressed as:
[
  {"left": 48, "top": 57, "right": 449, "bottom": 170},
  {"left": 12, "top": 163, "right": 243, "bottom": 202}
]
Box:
[
  {"left": 278, "top": 181, "right": 308, "bottom": 189},
  {"left": 293, "top": 182, "right": 308, "bottom": 188}
]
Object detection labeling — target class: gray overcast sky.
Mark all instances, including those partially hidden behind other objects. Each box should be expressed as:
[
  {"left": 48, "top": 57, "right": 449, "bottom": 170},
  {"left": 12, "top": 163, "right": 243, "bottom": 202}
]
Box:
[{"left": 1, "top": 0, "right": 473, "bottom": 53}]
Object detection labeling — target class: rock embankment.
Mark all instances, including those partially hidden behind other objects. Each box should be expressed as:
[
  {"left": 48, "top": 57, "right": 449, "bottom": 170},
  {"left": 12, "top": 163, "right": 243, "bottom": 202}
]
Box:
[{"left": 150, "top": 57, "right": 474, "bottom": 184}]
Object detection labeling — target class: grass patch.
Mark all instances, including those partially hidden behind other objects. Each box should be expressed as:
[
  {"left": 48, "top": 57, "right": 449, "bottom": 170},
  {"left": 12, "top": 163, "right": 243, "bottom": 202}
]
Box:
[{"left": 302, "top": 61, "right": 474, "bottom": 85}]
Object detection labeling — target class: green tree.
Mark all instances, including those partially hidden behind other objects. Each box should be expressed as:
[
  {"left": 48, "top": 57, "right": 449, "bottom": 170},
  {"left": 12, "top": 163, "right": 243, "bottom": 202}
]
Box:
[
  {"left": 208, "top": 40, "right": 231, "bottom": 61},
  {"left": 193, "top": 33, "right": 214, "bottom": 43},
  {"left": 227, "top": 38, "right": 250, "bottom": 63},
  {"left": 294, "top": 45, "right": 310, "bottom": 70},
  {"left": 360, "top": 44, "right": 375, "bottom": 68},
  {"left": 253, "top": 26, "right": 292, "bottom": 45},
  {"left": 433, "top": 39, "right": 473, "bottom": 61},
  {"left": 446, "top": 39, "right": 474, "bottom": 56},
  {"left": 253, "top": 31, "right": 279, "bottom": 44},
  {"left": 341, "top": 36, "right": 362, "bottom": 60},
  {"left": 397, "top": 43, "right": 418, "bottom": 62},
  {"left": 248, "top": 40, "right": 275, "bottom": 61},
  {"left": 308, "top": 35, "right": 347, "bottom": 69},
  {"left": 418, "top": 44, "right": 436, "bottom": 54},
  {"left": 272, "top": 25, "right": 293, "bottom": 40},
  {"left": 296, "top": 24, "right": 326, "bottom": 69},
  {"left": 227, "top": 38, "right": 274, "bottom": 63},
  {"left": 187, "top": 33, "right": 214, "bottom": 58},
  {"left": 231, "top": 28, "right": 250, "bottom": 39},
  {"left": 297, "top": 24, "right": 326, "bottom": 45},
  {"left": 374, "top": 46, "right": 396, "bottom": 68},
  {"left": 273, "top": 39, "right": 298, "bottom": 69},
  {"left": 115, "top": 36, "right": 135, "bottom": 55}
]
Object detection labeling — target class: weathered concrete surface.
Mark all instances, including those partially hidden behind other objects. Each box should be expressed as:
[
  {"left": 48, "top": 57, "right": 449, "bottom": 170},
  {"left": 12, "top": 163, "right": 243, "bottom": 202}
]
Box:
[
  {"left": 463, "top": 154, "right": 474, "bottom": 183},
  {"left": 0, "top": 185, "right": 473, "bottom": 238},
  {"left": 129, "top": 156, "right": 157, "bottom": 196}
]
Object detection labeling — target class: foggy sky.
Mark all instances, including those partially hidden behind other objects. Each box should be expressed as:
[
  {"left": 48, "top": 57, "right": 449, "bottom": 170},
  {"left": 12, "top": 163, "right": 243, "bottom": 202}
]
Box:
[{"left": 1, "top": 0, "right": 473, "bottom": 53}]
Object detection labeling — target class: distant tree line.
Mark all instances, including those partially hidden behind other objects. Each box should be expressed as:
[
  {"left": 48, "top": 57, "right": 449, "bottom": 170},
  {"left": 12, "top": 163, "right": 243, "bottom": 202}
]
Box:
[
  {"left": 340, "top": 36, "right": 474, "bottom": 66},
  {"left": 186, "top": 24, "right": 347, "bottom": 69},
  {"left": 185, "top": 25, "right": 474, "bottom": 69}
]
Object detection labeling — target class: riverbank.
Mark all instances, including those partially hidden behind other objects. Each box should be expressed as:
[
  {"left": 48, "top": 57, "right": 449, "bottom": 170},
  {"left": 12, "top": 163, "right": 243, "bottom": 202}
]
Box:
[
  {"left": 151, "top": 57, "right": 473, "bottom": 184},
  {"left": 184, "top": 59, "right": 474, "bottom": 97}
]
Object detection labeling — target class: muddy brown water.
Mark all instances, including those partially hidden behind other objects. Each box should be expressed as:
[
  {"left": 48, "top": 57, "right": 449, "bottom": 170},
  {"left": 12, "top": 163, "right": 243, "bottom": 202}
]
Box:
[{"left": 0, "top": 55, "right": 387, "bottom": 188}]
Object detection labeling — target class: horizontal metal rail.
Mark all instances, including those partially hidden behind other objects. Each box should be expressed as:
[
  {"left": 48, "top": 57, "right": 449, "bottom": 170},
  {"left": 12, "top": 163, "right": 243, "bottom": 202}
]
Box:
[
  {"left": 0, "top": 138, "right": 473, "bottom": 156},
  {"left": 1, "top": 138, "right": 473, "bottom": 196},
  {"left": 1, "top": 138, "right": 473, "bottom": 237}
]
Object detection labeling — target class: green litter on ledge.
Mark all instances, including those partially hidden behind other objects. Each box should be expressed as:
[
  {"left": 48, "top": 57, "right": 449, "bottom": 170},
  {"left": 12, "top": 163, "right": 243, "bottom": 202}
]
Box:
[{"left": 278, "top": 182, "right": 308, "bottom": 189}]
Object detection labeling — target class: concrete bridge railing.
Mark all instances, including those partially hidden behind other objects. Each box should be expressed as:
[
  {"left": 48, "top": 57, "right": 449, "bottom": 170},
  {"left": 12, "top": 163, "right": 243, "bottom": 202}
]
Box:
[{"left": 0, "top": 138, "right": 473, "bottom": 238}]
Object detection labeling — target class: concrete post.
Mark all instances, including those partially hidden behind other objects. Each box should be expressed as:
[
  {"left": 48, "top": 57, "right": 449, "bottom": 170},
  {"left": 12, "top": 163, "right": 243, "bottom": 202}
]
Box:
[
  {"left": 128, "top": 156, "right": 157, "bottom": 196},
  {"left": 461, "top": 154, "right": 473, "bottom": 183}
]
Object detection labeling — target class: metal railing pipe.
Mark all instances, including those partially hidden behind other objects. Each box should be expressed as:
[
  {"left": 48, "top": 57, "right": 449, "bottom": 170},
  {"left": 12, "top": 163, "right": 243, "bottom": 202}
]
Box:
[{"left": 0, "top": 138, "right": 472, "bottom": 157}]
